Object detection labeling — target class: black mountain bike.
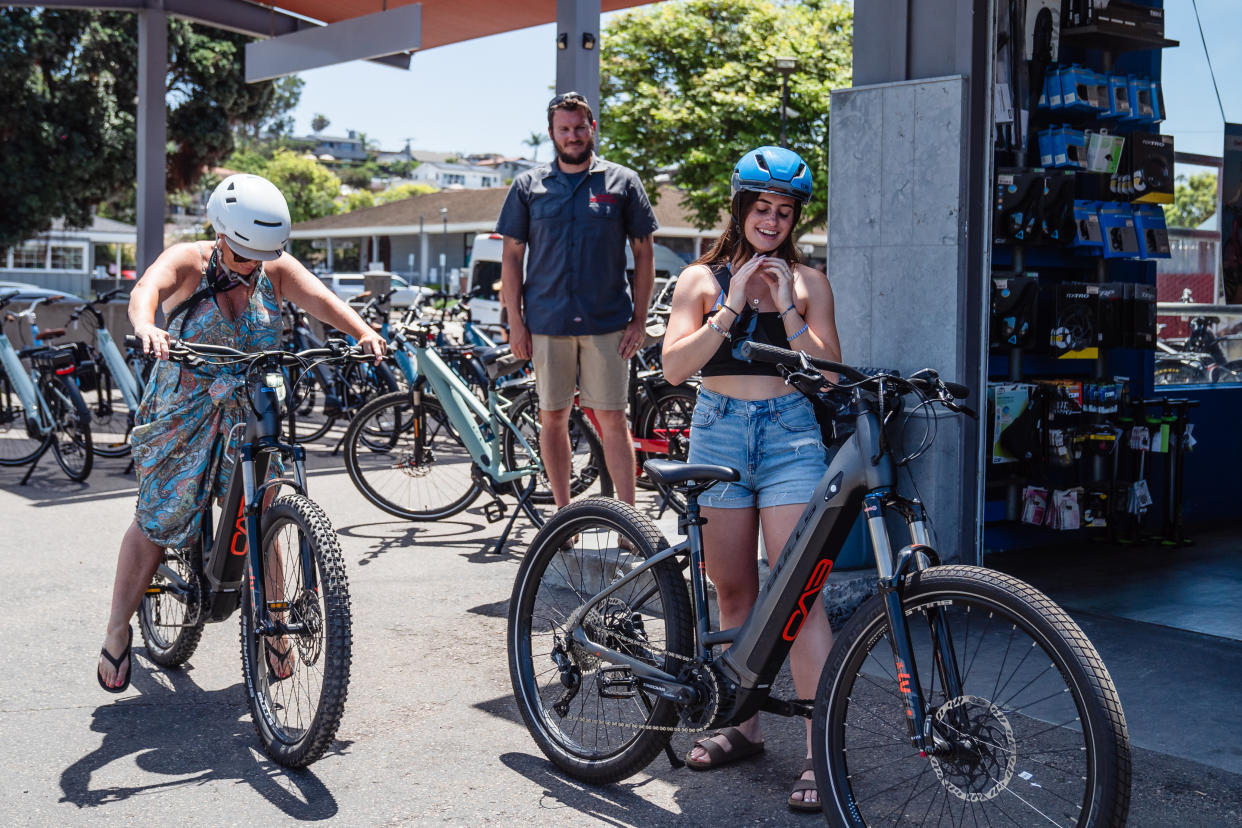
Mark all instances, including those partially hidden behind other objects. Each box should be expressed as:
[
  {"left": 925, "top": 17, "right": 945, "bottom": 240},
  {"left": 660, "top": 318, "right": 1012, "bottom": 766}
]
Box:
[
  {"left": 508, "top": 341, "right": 1130, "bottom": 827},
  {"left": 132, "top": 336, "right": 368, "bottom": 767}
]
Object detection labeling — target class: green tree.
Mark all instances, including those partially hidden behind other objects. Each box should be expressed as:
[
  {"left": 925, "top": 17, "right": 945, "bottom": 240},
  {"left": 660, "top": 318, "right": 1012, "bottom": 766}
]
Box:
[
  {"left": 0, "top": 8, "right": 303, "bottom": 245},
  {"left": 263, "top": 148, "right": 340, "bottom": 222},
  {"left": 599, "top": 0, "right": 852, "bottom": 235},
  {"left": 1164, "top": 172, "right": 1218, "bottom": 228},
  {"left": 340, "top": 189, "right": 376, "bottom": 212},
  {"left": 311, "top": 112, "right": 330, "bottom": 133},
  {"left": 524, "top": 130, "right": 548, "bottom": 161},
  {"left": 375, "top": 182, "right": 438, "bottom": 204}
]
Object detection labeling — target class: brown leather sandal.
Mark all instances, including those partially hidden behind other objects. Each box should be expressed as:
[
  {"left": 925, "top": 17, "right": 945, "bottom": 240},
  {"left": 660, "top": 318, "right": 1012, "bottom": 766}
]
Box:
[
  {"left": 684, "top": 726, "right": 765, "bottom": 770},
  {"left": 788, "top": 758, "right": 821, "bottom": 813}
]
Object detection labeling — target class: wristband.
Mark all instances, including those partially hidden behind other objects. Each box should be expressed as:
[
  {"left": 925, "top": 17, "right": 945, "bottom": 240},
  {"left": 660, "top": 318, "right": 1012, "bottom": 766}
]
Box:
[
  {"left": 708, "top": 319, "right": 731, "bottom": 339},
  {"left": 718, "top": 304, "right": 741, "bottom": 319},
  {"left": 787, "top": 323, "right": 809, "bottom": 341},
  {"left": 778, "top": 303, "right": 799, "bottom": 319}
]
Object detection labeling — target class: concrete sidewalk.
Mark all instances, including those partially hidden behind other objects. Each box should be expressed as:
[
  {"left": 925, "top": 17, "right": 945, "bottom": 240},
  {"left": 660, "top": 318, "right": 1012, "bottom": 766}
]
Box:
[{"left": 1, "top": 438, "right": 1240, "bottom": 826}]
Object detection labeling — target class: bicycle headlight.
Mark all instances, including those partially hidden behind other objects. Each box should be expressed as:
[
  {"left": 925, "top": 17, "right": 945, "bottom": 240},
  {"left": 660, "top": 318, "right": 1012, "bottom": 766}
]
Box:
[{"left": 264, "top": 371, "right": 287, "bottom": 403}]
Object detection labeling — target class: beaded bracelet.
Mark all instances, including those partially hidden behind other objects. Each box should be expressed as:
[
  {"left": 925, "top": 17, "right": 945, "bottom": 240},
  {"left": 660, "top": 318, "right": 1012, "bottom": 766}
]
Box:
[
  {"left": 778, "top": 303, "right": 798, "bottom": 319},
  {"left": 708, "top": 319, "right": 731, "bottom": 339},
  {"left": 787, "top": 322, "right": 810, "bottom": 341}
]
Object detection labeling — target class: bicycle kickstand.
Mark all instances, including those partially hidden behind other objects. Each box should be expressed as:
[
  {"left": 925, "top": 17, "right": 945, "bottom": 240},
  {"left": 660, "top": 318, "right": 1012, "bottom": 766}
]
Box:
[
  {"left": 489, "top": 476, "right": 545, "bottom": 555},
  {"left": 19, "top": 440, "right": 54, "bottom": 485}
]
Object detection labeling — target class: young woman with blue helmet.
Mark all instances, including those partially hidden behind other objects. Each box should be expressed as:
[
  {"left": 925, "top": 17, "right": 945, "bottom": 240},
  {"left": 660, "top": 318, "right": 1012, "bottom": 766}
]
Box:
[{"left": 662, "top": 146, "right": 841, "bottom": 812}]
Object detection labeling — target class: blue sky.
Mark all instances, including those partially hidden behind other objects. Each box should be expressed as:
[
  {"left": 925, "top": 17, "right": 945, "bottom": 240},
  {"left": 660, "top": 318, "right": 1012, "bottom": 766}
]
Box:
[{"left": 289, "top": 2, "right": 1239, "bottom": 162}]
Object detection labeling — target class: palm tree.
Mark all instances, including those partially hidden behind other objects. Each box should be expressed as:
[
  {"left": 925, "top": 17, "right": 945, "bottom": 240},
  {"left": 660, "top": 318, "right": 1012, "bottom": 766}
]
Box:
[{"left": 523, "top": 131, "right": 548, "bottom": 161}]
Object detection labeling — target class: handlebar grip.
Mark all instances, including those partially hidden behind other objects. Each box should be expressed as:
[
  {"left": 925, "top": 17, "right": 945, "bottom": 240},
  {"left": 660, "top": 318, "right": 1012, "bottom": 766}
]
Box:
[
  {"left": 124, "top": 334, "right": 141, "bottom": 349},
  {"left": 736, "top": 340, "right": 870, "bottom": 383},
  {"left": 943, "top": 381, "right": 971, "bottom": 400}
]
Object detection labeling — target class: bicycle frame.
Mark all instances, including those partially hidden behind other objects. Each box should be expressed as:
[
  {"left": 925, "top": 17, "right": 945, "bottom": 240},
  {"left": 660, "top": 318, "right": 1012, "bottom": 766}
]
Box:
[
  {"left": 410, "top": 337, "right": 540, "bottom": 487},
  {"left": 0, "top": 332, "right": 51, "bottom": 433},
  {"left": 563, "top": 390, "right": 961, "bottom": 755},
  {"left": 150, "top": 351, "right": 313, "bottom": 634}
]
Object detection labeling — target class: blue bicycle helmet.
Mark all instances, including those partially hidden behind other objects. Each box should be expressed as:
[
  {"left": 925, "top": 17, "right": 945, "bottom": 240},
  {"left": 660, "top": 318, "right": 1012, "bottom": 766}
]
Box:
[{"left": 730, "top": 146, "right": 813, "bottom": 204}]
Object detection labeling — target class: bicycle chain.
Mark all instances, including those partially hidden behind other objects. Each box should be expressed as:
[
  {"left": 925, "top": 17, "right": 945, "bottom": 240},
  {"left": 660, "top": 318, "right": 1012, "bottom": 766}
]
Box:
[{"left": 554, "top": 608, "right": 720, "bottom": 735}]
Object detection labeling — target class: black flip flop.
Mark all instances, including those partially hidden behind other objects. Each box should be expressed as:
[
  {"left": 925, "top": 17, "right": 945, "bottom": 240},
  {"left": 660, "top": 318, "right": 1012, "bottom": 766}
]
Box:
[
  {"left": 97, "top": 625, "right": 133, "bottom": 694},
  {"left": 266, "top": 639, "right": 295, "bottom": 683}
]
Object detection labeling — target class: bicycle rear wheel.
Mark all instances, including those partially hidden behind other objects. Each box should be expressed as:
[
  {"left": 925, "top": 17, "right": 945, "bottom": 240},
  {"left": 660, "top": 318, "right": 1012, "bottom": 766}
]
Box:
[
  {"left": 508, "top": 498, "right": 692, "bottom": 784},
  {"left": 0, "top": 368, "right": 48, "bottom": 466},
  {"left": 137, "top": 544, "right": 207, "bottom": 667},
  {"left": 634, "top": 384, "right": 694, "bottom": 513},
  {"left": 44, "top": 374, "right": 93, "bottom": 481},
  {"left": 813, "top": 565, "right": 1131, "bottom": 828},
  {"left": 343, "top": 390, "right": 482, "bottom": 520},
  {"left": 241, "top": 494, "right": 352, "bottom": 768},
  {"left": 501, "top": 389, "right": 613, "bottom": 504}
]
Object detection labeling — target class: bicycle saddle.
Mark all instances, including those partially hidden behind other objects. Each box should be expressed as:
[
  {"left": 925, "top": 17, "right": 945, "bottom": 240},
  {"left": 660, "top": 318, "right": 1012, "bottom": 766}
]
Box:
[
  {"left": 476, "top": 344, "right": 528, "bottom": 379},
  {"left": 642, "top": 458, "right": 740, "bottom": 486}
]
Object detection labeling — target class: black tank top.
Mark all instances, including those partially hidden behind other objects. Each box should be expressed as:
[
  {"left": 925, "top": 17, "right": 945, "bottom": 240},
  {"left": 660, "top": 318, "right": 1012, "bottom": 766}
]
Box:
[{"left": 699, "top": 262, "right": 792, "bottom": 378}]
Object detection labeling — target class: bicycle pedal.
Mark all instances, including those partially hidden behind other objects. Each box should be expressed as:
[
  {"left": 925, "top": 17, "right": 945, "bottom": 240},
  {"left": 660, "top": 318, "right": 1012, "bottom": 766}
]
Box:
[
  {"left": 267, "top": 601, "right": 291, "bottom": 612},
  {"left": 597, "top": 665, "right": 638, "bottom": 698},
  {"left": 483, "top": 499, "right": 507, "bottom": 523}
]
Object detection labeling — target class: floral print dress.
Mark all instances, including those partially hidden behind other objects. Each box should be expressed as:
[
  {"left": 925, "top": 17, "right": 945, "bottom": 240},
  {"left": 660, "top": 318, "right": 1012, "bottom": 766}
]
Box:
[{"left": 130, "top": 270, "right": 281, "bottom": 547}]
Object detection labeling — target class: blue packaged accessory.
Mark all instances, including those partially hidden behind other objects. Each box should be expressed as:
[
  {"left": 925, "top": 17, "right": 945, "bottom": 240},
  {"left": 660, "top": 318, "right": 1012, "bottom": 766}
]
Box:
[
  {"left": 1097, "top": 202, "right": 1139, "bottom": 259},
  {"left": 1132, "top": 204, "right": 1171, "bottom": 259}
]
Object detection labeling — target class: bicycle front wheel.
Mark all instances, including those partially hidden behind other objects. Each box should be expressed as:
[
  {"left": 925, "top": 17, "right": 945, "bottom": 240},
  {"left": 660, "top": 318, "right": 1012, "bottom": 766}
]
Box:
[
  {"left": 343, "top": 390, "right": 482, "bottom": 520},
  {"left": 0, "top": 368, "right": 48, "bottom": 466},
  {"left": 44, "top": 375, "right": 93, "bottom": 481},
  {"left": 241, "top": 494, "right": 352, "bottom": 768},
  {"left": 501, "top": 389, "right": 613, "bottom": 504},
  {"left": 508, "top": 498, "right": 692, "bottom": 784},
  {"left": 813, "top": 565, "right": 1131, "bottom": 828},
  {"left": 88, "top": 362, "right": 135, "bottom": 458}
]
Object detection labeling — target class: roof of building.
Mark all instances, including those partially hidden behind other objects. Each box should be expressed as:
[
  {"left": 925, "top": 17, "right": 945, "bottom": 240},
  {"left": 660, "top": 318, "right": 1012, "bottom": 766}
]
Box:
[
  {"left": 262, "top": 1, "right": 660, "bottom": 52},
  {"left": 291, "top": 183, "right": 825, "bottom": 243}
]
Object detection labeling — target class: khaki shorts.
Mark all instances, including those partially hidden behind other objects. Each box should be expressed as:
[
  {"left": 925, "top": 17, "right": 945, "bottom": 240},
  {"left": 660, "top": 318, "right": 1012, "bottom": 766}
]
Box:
[{"left": 531, "top": 331, "right": 629, "bottom": 411}]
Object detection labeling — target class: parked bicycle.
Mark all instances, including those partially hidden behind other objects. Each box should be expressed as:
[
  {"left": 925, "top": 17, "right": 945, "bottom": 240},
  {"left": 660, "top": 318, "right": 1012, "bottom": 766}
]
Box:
[
  {"left": 342, "top": 318, "right": 611, "bottom": 553},
  {"left": 0, "top": 291, "right": 93, "bottom": 481},
  {"left": 281, "top": 300, "right": 398, "bottom": 442},
  {"left": 64, "top": 289, "right": 153, "bottom": 458},
  {"left": 1154, "top": 313, "right": 1242, "bottom": 385},
  {"left": 133, "top": 335, "right": 367, "bottom": 767},
  {"left": 507, "top": 340, "right": 1130, "bottom": 827}
]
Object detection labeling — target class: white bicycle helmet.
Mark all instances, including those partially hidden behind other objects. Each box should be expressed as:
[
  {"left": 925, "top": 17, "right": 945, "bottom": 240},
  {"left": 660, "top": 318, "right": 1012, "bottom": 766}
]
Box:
[{"left": 206, "top": 174, "right": 291, "bottom": 261}]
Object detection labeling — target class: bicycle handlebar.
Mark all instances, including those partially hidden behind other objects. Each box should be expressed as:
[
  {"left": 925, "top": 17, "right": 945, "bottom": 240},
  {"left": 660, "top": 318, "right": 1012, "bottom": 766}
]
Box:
[
  {"left": 737, "top": 340, "right": 971, "bottom": 401},
  {"left": 124, "top": 335, "right": 375, "bottom": 366}
]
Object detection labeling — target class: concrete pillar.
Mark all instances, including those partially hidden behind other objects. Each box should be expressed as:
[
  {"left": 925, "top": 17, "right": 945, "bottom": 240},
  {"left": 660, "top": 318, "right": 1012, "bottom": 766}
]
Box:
[
  {"left": 136, "top": 9, "right": 168, "bottom": 275},
  {"left": 555, "top": 0, "right": 601, "bottom": 123},
  {"left": 829, "top": 0, "right": 993, "bottom": 563}
]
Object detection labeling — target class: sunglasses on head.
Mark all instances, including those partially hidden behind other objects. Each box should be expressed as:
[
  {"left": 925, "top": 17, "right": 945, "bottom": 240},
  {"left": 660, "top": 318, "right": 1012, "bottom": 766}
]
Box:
[{"left": 547, "top": 91, "right": 588, "bottom": 111}]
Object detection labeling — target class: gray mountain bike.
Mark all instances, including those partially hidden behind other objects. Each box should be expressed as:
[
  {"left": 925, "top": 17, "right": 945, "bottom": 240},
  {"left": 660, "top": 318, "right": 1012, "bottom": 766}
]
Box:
[{"left": 507, "top": 341, "right": 1130, "bottom": 827}]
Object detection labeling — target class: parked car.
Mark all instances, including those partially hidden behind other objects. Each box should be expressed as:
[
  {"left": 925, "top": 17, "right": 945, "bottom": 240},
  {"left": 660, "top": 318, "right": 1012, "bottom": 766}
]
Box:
[
  {"left": 461, "top": 234, "right": 688, "bottom": 328},
  {"left": 0, "top": 280, "right": 87, "bottom": 304},
  {"left": 317, "top": 271, "right": 430, "bottom": 308}
]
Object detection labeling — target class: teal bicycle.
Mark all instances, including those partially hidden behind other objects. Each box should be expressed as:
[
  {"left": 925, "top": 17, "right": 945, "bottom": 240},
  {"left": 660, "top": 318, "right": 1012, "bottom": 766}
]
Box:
[
  {"left": 0, "top": 290, "right": 93, "bottom": 481},
  {"left": 342, "top": 318, "right": 611, "bottom": 553}
]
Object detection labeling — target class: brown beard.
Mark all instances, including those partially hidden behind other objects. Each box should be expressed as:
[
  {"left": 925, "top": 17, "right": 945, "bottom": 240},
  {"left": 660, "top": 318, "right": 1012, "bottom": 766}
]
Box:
[{"left": 555, "top": 135, "right": 595, "bottom": 166}]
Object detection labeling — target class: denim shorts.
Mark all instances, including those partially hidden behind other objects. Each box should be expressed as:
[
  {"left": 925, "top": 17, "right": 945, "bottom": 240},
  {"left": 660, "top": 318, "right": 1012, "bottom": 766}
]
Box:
[{"left": 686, "top": 388, "right": 828, "bottom": 510}]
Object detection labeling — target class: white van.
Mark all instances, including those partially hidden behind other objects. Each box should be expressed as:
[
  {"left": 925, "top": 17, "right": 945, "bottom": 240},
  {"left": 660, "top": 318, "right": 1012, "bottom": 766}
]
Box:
[{"left": 463, "top": 233, "right": 688, "bottom": 328}]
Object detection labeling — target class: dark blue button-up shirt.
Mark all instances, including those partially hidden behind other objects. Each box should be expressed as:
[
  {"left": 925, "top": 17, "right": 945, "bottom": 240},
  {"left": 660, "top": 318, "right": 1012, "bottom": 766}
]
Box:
[{"left": 495, "top": 155, "right": 658, "bottom": 336}]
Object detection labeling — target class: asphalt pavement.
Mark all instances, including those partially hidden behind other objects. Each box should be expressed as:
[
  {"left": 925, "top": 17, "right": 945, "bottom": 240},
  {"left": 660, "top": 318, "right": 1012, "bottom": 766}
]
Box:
[{"left": 1, "top": 430, "right": 1240, "bottom": 826}]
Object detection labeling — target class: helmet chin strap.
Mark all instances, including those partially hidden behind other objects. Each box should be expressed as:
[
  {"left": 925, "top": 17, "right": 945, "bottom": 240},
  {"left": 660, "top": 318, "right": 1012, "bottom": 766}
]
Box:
[{"left": 210, "top": 240, "right": 254, "bottom": 292}]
